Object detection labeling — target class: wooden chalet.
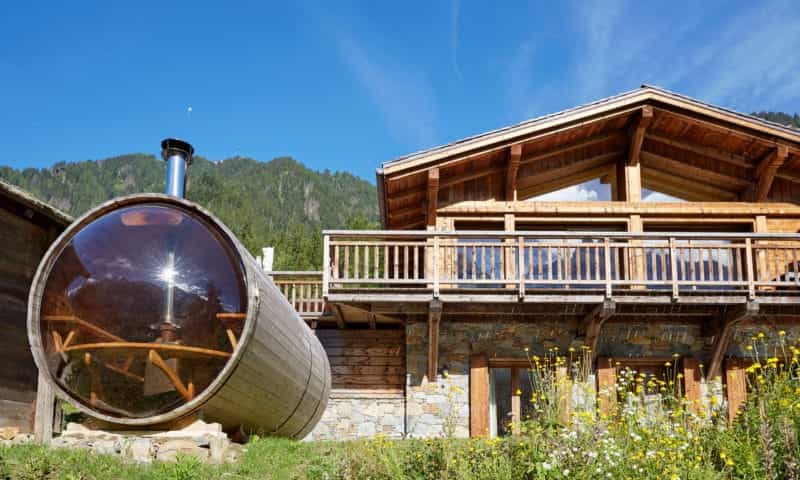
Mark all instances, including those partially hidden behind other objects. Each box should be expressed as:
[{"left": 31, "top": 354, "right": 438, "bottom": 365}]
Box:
[
  {"left": 277, "top": 86, "right": 800, "bottom": 439},
  {"left": 0, "top": 179, "right": 71, "bottom": 435}
]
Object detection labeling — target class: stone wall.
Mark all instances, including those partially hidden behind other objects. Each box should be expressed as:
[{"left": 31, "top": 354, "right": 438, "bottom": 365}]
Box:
[
  {"left": 405, "top": 320, "right": 581, "bottom": 438},
  {"left": 307, "top": 391, "right": 405, "bottom": 440}
]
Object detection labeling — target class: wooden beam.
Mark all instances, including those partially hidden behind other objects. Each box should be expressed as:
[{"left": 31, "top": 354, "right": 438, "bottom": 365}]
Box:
[
  {"left": 505, "top": 144, "right": 522, "bottom": 201},
  {"left": 520, "top": 132, "right": 623, "bottom": 166},
  {"left": 517, "top": 151, "right": 621, "bottom": 197},
  {"left": 755, "top": 145, "right": 789, "bottom": 201},
  {"left": 682, "top": 357, "right": 702, "bottom": 414},
  {"left": 615, "top": 158, "right": 641, "bottom": 201},
  {"left": 640, "top": 151, "right": 750, "bottom": 190},
  {"left": 641, "top": 167, "right": 738, "bottom": 201},
  {"left": 426, "top": 168, "right": 440, "bottom": 227},
  {"left": 469, "top": 353, "right": 490, "bottom": 438},
  {"left": 387, "top": 203, "right": 424, "bottom": 220},
  {"left": 726, "top": 358, "right": 747, "bottom": 423},
  {"left": 368, "top": 312, "right": 377, "bottom": 330},
  {"left": 34, "top": 372, "right": 55, "bottom": 444},
  {"left": 597, "top": 357, "right": 617, "bottom": 418},
  {"left": 332, "top": 304, "right": 346, "bottom": 329},
  {"left": 645, "top": 133, "right": 753, "bottom": 169},
  {"left": 427, "top": 300, "right": 442, "bottom": 382},
  {"left": 510, "top": 366, "right": 520, "bottom": 435},
  {"left": 579, "top": 299, "right": 616, "bottom": 356},
  {"left": 627, "top": 106, "right": 653, "bottom": 166},
  {"left": 706, "top": 301, "right": 759, "bottom": 380}
]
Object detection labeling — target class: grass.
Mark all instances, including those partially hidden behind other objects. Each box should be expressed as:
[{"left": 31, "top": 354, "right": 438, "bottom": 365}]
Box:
[{"left": 2, "top": 333, "right": 799, "bottom": 479}]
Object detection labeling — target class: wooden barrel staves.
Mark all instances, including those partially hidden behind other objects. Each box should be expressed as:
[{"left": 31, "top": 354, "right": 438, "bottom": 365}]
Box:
[{"left": 27, "top": 194, "right": 330, "bottom": 438}]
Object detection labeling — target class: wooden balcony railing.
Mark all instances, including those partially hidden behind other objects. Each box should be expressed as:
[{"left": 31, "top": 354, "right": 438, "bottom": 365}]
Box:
[
  {"left": 321, "top": 230, "right": 800, "bottom": 301},
  {"left": 269, "top": 271, "right": 327, "bottom": 317}
]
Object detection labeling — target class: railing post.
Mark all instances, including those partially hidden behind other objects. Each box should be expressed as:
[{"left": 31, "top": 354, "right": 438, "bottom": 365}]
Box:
[
  {"left": 669, "top": 237, "right": 679, "bottom": 300},
  {"left": 518, "top": 236, "right": 525, "bottom": 299},
  {"left": 745, "top": 237, "right": 755, "bottom": 300},
  {"left": 433, "top": 236, "right": 440, "bottom": 298},
  {"left": 603, "top": 237, "right": 612, "bottom": 299},
  {"left": 322, "top": 234, "right": 330, "bottom": 298}
]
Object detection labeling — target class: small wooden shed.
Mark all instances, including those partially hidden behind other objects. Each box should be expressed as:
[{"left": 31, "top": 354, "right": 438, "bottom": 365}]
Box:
[{"left": 0, "top": 179, "right": 71, "bottom": 433}]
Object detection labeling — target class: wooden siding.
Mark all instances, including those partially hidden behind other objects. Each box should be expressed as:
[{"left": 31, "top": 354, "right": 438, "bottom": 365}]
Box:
[
  {"left": 315, "top": 329, "right": 405, "bottom": 393},
  {"left": 0, "top": 198, "right": 63, "bottom": 432}
]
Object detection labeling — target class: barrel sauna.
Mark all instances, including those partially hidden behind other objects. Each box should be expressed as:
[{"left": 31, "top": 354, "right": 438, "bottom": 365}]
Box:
[{"left": 27, "top": 193, "right": 330, "bottom": 438}]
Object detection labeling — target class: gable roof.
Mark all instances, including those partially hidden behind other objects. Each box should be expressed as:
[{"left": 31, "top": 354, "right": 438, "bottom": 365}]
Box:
[{"left": 376, "top": 85, "right": 800, "bottom": 229}]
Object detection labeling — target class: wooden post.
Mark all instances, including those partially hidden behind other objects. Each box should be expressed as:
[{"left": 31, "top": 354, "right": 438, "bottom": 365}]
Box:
[
  {"left": 597, "top": 357, "right": 616, "bottom": 418},
  {"left": 510, "top": 366, "right": 521, "bottom": 436},
  {"left": 427, "top": 300, "right": 443, "bottom": 382},
  {"left": 682, "top": 357, "right": 702, "bottom": 414},
  {"left": 34, "top": 372, "right": 55, "bottom": 444},
  {"left": 505, "top": 145, "right": 522, "bottom": 201},
  {"left": 426, "top": 168, "right": 440, "bottom": 227},
  {"left": 707, "top": 301, "right": 759, "bottom": 380},
  {"left": 725, "top": 358, "right": 747, "bottom": 423},
  {"left": 322, "top": 234, "right": 330, "bottom": 298},
  {"left": 669, "top": 237, "right": 679, "bottom": 299},
  {"left": 469, "top": 354, "right": 490, "bottom": 438},
  {"left": 556, "top": 366, "right": 572, "bottom": 425},
  {"left": 628, "top": 215, "right": 645, "bottom": 289},
  {"left": 580, "top": 299, "right": 616, "bottom": 356}
]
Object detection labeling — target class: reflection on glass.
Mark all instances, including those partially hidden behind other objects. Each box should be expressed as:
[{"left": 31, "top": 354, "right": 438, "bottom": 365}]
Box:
[{"left": 39, "top": 204, "right": 247, "bottom": 418}]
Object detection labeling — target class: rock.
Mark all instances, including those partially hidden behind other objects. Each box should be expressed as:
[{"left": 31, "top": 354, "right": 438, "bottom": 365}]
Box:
[
  {"left": 124, "top": 438, "right": 154, "bottom": 463},
  {"left": 0, "top": 427, "right": 19, "bottom": 440},
  {"left": 156, "top": 439, "right": 209, "bottom": 462},
  {"left": 91, "top": 439, "right": 118, "bottom": 455},
  {"left": 357, "top": 423, "right": 376, "bottom": 437}
]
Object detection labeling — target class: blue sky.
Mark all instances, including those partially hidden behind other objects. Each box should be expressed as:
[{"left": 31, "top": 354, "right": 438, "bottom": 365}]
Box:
[{"left": 1, "top": 0, "right": 799, "bottom": 182}]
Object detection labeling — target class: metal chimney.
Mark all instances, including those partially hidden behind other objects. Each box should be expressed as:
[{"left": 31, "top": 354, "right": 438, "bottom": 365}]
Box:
[{"left": 161, "top": 138, "right": 194, "bottom": 198}]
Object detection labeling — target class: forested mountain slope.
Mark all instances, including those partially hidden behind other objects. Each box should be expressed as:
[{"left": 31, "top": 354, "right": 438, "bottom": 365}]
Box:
[{"left": 0, "top": 155, "right": 379, "bottom": 270}]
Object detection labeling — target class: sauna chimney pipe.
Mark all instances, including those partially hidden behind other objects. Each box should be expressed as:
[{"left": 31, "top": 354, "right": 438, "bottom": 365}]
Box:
[{"left": 161, "top": 138, "right": 194, "bottom": 198}]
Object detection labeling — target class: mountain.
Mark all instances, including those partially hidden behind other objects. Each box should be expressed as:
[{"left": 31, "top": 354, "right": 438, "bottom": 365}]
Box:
[{"left": 0, "top": 155, "right": 379, "bottom": 270}]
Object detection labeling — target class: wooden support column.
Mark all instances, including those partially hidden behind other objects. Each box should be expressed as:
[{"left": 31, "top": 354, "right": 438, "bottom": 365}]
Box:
[
  {"left": 510, "top": 366, "right": 521, "bottom": 436},
  {"left": 725, "top": 358, "right": 747, "bottom": 423},
  {"left": 469, "top": 353, "right": 490, "bottom": 438},
  {"left": 556, "top": 366, "right": 572, "bottom": 425},
  {"left": 426, "top": 168, "right": 440, "bottom": 227},
  {"left": 34, "top": 372, "right": 56, "bottom": 444},
  {"left": 505, "top": 145, "right": 522, "bottom": 201},
  {"left": 427, "top": 300, "right": 443, "bottom": 382},
  {"left": 682, "top": 357, "right": 702, "bottom": 414},
  {"left": 614, "top": 106, "right": 651, "bottom": 202},
  {"left": 597, "top": 357, "right": 617, "bottom": 418},
  {"left": 629, "top": 214, "right": 645, "bottom": 288},
  {"left": 707, "top": 301, "right": 759, "bottom": 380},
  {"left": 579, "top": 299, "right": 616, "bottom": 355},
  {"left": 754, "top": 145, "right": 788, "bottom": 201},
  {"left": 504, "top": 213, "right": 516, "bottom": 287}
]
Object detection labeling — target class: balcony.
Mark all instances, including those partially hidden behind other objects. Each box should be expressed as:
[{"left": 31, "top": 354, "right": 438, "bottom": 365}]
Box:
[{"left": 319, "top": 230, "right": 800, "bottom": 307}]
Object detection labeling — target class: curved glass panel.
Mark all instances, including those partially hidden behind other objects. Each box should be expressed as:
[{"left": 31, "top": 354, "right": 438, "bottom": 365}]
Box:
[{"left": 39, "top": 203, "right": 247, "bottom": 418}]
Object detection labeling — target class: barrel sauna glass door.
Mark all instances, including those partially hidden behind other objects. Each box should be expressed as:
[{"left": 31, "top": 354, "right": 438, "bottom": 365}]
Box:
[{"left": 38, "top": 203, "right": 248, "bottom": 418}]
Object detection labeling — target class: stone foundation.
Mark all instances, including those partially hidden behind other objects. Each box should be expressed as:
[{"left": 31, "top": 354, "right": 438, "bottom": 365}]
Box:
[
  {"left": 48, "top": 421, "right": 243, "bottom": 463},
  {"left": 307, "top": 391, "right": 405, "bottom": 440}
]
